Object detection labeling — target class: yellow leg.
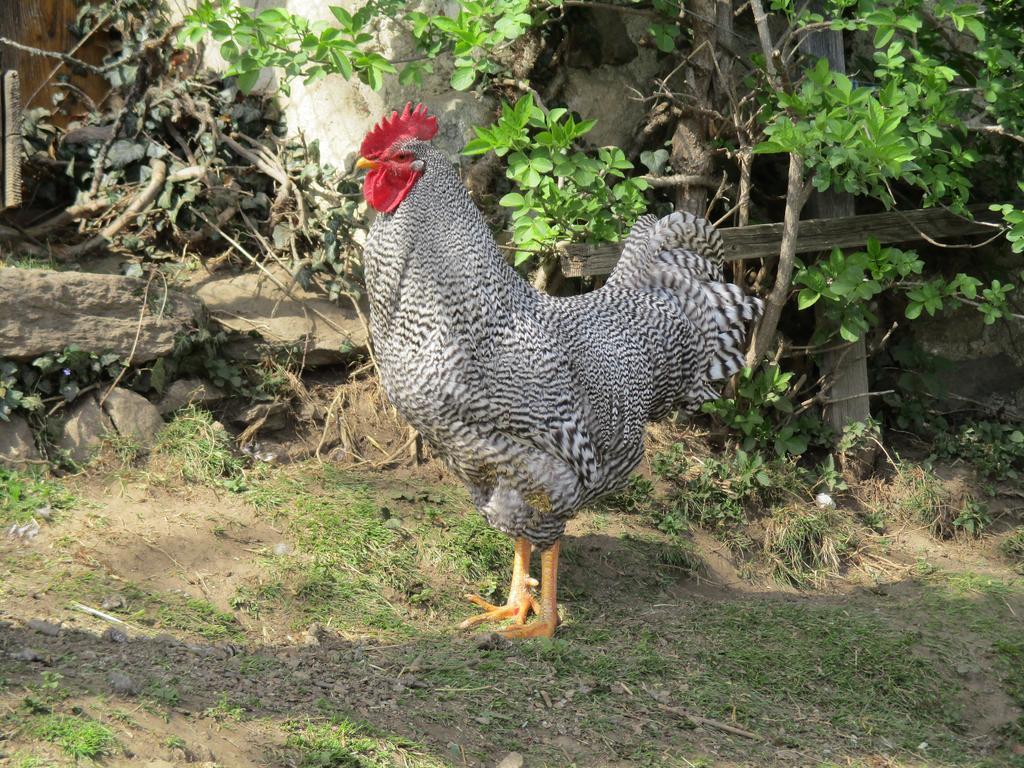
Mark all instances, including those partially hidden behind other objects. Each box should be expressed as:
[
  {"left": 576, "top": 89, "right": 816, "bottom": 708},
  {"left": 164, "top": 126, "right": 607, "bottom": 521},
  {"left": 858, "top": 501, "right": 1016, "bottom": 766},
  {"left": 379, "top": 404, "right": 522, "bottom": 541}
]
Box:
[
  {"left": 496, "top": 539, "right": 560, "bottom": 639},
  {"left": 460, "top": 538, "right": 540, "bottom": 629}
]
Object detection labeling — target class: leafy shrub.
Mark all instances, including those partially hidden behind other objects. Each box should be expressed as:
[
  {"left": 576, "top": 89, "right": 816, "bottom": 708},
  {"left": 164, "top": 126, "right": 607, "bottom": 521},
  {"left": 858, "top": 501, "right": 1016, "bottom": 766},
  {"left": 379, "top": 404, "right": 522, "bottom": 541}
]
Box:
[
  {"left": 702, "top": 365, "right": 828, "bottom": 456},
  {"left": 651, "top": 445, "right": 800, "bottom": 533},
  {"left": 934, "top": 421, "right": 1024, "bottom": 483},
  {"left": 464, "top": 94, "right": 649, "bottom": 265}
]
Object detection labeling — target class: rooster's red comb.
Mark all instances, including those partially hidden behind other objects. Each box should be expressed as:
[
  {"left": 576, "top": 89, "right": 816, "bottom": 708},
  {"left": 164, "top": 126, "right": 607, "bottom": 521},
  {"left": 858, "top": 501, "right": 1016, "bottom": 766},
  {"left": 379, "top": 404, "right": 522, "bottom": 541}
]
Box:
[{"left": 360, "top": 103, "right": 438, "bottom": 159}]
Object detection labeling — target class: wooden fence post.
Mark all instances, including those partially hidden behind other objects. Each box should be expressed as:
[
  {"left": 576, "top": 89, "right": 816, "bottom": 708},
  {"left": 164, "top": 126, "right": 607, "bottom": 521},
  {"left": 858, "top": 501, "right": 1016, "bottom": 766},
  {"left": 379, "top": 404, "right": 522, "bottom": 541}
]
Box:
[{"left": 802, "top": 10, "right": 876, "bottom": 475}]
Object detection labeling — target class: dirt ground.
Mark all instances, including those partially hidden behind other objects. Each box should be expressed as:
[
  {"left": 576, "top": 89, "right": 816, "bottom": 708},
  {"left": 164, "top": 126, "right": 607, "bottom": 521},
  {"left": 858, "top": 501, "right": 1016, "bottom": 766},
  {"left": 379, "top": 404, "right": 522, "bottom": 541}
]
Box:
[{"left": 1, "top": 445, "right": 1023, "bottom": 768}]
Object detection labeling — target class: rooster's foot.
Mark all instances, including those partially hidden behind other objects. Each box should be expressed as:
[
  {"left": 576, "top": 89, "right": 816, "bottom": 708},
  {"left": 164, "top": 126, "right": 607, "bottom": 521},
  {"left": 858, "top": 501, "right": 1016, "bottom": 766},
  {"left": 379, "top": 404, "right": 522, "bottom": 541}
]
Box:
[
  {"left": 485, "top": 539, "right": 563, "bottom": 641},
  {"left": 495, "top": 614, "right": 559, "bottom": 639},
  {"left": 459, "top": 537, "right": 538, "bottom": 630},
  {"left": 459, "top": 591, "right": 540, "bottom": 629}
]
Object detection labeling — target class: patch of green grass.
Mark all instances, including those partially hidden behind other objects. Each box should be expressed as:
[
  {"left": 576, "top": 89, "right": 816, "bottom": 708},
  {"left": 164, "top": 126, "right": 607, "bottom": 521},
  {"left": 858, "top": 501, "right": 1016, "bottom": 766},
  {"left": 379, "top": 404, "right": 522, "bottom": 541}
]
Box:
[
  {"left": 51, "top": 572, "right": 244, "bottom": 641},
  {"left": 204, "top": 692, "right": 245, "bottom": 721},
  {"left": 238, "top": 653, "right": 277, "bottom": 676},
  {"left": 144, "top": 679, "right": 181, "bottom": 709},
  {"left": 245, "top": 466, "right": 516, "bottom": 635},
  {"left": 0, "top": 467, "right": 75, "bottom": 526},
  {"left": 872, "top": 464, "right": 987, "bottom": 539},
  {"left": 28, "top": 714, "right": 117, "bottom": 760},
  {"left": 165, "top": 735, "right": 188, "bottom": 750},
  {"left": 650, "top": 447, "right": 802, "bottom": 534},
  {"left": 100, "top": 430, "right": 144, "bottom": 465},
  {"left": 150, "top": 406, "right": 247, "bottom": 487},
  {"left": 1001, "top": 527, "right": 1024, "bottom": 574},
  {"left": 600, "top": 474, "right": 656, "bottom": 515},
  {"left": 155, "top": 595, "right": 242, "bottom": 640},
  {"left": 283, "top": 717, "right": 449, "bottom": 768},
  {"left": 688, "top": 599, "right": 964, "bottom": 755},
  {"left": 230, "top": 581, "right": 284, "bottom": 618},
  {"left": 424, "top": 504, "right": 511, "bottom": 583},
  {"left": 995, "top": 638, "right": 1024, "bottom": 744},
  {"left": 7, "top": 754, "right": 57, "bottom": 768},
  {"left": 763, "top": 504, "right": 854, "bottom": 587}
]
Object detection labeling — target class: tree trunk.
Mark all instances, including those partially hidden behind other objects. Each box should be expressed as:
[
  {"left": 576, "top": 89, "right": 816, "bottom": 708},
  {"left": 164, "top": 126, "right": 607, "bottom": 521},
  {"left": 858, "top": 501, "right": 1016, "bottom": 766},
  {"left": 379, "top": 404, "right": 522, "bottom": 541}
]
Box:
[{"left": 670, "top": 0, "right": 717, "bottom": 215}]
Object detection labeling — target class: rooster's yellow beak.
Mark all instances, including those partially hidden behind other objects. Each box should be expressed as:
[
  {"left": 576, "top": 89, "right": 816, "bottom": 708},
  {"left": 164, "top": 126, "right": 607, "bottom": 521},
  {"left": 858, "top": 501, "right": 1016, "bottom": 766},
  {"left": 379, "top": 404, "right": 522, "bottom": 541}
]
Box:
[{"left": 355, "top": 157, "right": 379, "bottom": 171}]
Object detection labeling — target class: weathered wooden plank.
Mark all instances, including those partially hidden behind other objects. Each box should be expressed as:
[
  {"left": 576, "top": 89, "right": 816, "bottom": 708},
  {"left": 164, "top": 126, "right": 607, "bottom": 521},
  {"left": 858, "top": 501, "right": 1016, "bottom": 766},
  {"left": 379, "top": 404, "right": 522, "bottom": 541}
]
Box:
[
  {"left": 2, "top": 70, "right": 22, "bottom": 210},
  {"left": 559, "top": 206, "right": 1002, "bottom": 278},
  {"left": 0, "top": 0, "right": 108, "bottom": 117}
]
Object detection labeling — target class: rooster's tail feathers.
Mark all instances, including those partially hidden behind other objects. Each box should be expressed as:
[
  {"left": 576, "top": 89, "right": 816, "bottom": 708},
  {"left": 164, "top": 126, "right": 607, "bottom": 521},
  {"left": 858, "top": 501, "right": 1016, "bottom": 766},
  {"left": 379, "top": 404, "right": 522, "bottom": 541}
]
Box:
[
  {"left": 609, "top": 211, "right": 726, "bottom": 289},
  {"left": 608, "top": 210, "right": 762, "bottom": 386}
]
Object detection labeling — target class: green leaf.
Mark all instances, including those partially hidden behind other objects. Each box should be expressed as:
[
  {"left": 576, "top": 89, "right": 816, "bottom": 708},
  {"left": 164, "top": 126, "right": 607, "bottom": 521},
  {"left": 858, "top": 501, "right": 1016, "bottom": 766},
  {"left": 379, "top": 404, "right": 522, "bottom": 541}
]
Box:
[
  {"left": 235, "top": 69, "right": 260, "bottom": 93},
  {"left": 797, "top": 289, "right": 820, "bottom": 310},
  {"left": 450, "top": 66, "right": 477, "bottom": 90},
  {"left": 329, "top": 6, "right": 353, "bottom": 26}
]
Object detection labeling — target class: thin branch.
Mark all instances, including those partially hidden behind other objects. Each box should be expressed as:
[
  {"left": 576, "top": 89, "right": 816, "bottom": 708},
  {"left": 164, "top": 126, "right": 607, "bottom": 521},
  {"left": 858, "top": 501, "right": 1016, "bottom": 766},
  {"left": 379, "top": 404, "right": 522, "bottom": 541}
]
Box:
[
  {"left": 61, "top": 158, "right": 169, "bottom": 260},
  {"left": 966, "top": 122, "right": 1024, "bottom": 146},
  {"left": 639, "top": 173, "right": 719, "bottom": 188},
  {"left": 657, "top": 703, "right": 765, "bottom": 741},
  {"left": 746, "top": 153, "right": 811, "bottom": 365},
  {"left": 747, "top": 0, "right": 780, "bottom": 86},
  {"left": 0, "top": 199, "right": 109, "bottom": 241}
]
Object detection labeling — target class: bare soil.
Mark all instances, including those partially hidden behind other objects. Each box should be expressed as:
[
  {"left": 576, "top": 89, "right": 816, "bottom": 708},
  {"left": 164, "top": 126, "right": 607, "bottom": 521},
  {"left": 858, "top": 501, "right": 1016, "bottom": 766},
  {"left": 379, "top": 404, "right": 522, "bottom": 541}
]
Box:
[{"left": 1, "top": 453, "right": 1022, "bottom": 768}]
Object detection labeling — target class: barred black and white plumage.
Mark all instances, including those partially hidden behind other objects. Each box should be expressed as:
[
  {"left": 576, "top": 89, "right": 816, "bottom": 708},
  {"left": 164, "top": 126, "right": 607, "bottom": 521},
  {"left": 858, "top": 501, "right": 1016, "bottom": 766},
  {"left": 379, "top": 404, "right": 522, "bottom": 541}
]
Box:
[{"left": 362, "top": 140, "right": 763, "bottom": 550}]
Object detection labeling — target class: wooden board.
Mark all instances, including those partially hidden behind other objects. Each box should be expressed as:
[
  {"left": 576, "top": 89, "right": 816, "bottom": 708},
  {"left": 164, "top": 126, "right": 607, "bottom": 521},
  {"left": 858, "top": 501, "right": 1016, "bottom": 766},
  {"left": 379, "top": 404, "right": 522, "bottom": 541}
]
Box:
[
  {"left": 559, "top": 206, "right": 1003, "bottom": 278},
  {"left": 0, "top": 0, "right": 108, "bottom": 117},
  {"left": 2, "top": 70, "right": 21, "bottom": 210}
]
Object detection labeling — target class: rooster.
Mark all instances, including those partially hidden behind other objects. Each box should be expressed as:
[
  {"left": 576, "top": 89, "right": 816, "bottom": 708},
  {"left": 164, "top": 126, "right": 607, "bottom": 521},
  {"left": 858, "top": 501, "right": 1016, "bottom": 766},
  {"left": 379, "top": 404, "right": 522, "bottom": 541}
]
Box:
[{"left": 355, "top": 103, "right": 762, "bottom": 638}]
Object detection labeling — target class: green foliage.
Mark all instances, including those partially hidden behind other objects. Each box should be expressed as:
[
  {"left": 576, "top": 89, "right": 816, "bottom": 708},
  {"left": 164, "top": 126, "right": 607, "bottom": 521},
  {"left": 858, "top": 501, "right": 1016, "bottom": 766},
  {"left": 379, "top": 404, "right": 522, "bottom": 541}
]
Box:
[
  {"left": 410, "top": 0, "right": 536, "bottom": 90},
  {"left": 464, "top": 94, "right": 649, "bottom": 264},
  {"left": 0, "top": 328, "right": 287, "bottom": 425},
  {"left": 651, "top": 445, "right": 796, "bottom": 532},
  {"left": 0, "top": 468, "right": 75, "bottom": 526},
  {"left": 28, "top": 714, "right": 117, "bottom": 760},
  {"left": 991, "top": 186, "right": 1024, "bottom": 255},
  {"left": 934, "top": 421, "right": 1024, "bottom": 482},
  {"left": 795, "top": 239, "right": 921, "bottom": 342},
  {"left": 1001, "top": 528, "right": 1024, "bottom": 574},
  {"left": 181, "top": 0, "right": 395, "bottom": 92},
  {"left": 877, "top": 340, "right": 952, "bottom": 430},
  {"left": 702, "top": 365, "right": 827, "bottom": 456},
  {"left": 182, "top": 0, "right": 539, "bottom": 93},
  {"left": 758, "top": 0, "right": 1017, "bottom": 210},
  {"left": 756, "top": 0, "right": 1020, "bottom": 353},
  {"left": 603, "top": 474, "right": 656, "bottom": 515},
  {"left": 1, "top": 362, "right": 39, "bottom": 421}
]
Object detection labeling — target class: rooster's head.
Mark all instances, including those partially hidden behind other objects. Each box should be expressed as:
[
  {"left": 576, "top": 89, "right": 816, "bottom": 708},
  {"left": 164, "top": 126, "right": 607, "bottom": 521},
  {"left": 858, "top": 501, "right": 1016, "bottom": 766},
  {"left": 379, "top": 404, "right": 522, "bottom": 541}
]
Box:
[{"left": 356, "top": 103, "right": 439, "bottom": 213}]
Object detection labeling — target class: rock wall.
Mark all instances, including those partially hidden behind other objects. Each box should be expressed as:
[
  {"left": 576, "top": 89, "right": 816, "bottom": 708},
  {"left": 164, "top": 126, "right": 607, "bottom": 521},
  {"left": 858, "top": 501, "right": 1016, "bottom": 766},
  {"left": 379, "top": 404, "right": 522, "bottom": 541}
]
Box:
[{"left": 0, "top": 268, "right": 201, "bottom": 361}]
